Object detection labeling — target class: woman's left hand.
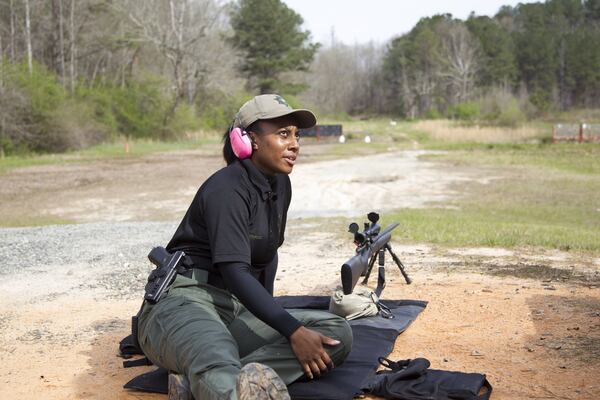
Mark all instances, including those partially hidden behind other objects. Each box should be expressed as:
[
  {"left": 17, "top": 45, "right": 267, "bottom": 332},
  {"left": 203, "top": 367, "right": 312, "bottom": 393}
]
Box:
[{"left": 289, "top": 326, "right": 340, "bottom": 379}]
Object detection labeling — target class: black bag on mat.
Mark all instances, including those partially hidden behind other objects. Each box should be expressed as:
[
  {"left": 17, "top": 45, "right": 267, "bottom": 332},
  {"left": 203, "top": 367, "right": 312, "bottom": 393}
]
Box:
[{"left": 363, "top": 357, "right": 492, "bottom": 400}]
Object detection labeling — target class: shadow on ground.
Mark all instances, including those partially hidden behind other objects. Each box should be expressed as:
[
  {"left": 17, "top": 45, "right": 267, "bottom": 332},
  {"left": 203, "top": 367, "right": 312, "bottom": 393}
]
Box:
[
  {"left": 525, "top": 294, "right": 600, "bottom": 365},
  {"left": 75, "top": 317, "right": 161, "bottom": 400}
]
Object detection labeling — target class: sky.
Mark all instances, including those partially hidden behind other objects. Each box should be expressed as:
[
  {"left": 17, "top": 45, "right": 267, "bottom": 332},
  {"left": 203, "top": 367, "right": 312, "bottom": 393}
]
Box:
[{"left": 282, "top": 0, "right": 540, "bottom": 46}]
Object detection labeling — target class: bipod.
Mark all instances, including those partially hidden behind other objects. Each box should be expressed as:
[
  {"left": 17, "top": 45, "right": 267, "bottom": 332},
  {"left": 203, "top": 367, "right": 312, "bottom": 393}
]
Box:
[{"left": 362, "top": 243, "right": 411, "bottom": 297}]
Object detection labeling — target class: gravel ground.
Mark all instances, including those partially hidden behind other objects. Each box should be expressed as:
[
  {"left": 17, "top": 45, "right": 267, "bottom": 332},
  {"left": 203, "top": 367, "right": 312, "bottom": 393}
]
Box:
[{"left": 0, "top": 222, "right": 178, "bottom": 301}]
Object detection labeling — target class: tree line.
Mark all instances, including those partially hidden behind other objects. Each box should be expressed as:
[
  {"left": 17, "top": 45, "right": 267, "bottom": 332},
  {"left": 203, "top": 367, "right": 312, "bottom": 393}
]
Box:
[
  {"left": 0, "top": 0, "right": 599, "bottom": 154},
  {"left": 309, "top": 0, "right": 600, "bottom": 124}
]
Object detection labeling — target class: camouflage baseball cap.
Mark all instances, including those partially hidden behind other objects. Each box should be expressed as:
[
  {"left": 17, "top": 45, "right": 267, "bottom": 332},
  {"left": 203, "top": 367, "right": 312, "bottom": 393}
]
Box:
[{"left": 234, "top": 94, "right": 317, "bottom": 130}]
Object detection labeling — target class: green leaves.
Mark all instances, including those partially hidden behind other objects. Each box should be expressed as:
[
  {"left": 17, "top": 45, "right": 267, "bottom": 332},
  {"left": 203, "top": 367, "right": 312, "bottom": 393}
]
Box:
[
  {"left": 229, "top": 0, "right": 318, "bottom": 93},
  {"left": 466, "top": 16, "right": 517, "bottom": 87},
  {"left": 383, "top": 1, "right": 600, "bottom": 117}
]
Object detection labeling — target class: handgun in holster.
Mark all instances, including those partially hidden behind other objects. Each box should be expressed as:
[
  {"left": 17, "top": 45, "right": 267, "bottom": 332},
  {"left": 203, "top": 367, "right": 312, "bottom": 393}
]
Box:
[
  {"left": 144, "top": 247, "right": 189, "bottom": 304},
  {"left": 127, "top": 247, "right": 190, "bottom": 366}
]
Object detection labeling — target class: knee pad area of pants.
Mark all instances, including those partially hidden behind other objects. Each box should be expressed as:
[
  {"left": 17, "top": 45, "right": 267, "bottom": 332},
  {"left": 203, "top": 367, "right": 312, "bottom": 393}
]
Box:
[{"left": 328, "top": 317, "right": 353, "bottom": 363}]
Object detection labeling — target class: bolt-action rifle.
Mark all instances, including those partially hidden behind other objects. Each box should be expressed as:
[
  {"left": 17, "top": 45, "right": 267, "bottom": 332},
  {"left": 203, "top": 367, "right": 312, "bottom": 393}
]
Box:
[{"left": 340, "top": 212, "right": 411, "bottom": 296}]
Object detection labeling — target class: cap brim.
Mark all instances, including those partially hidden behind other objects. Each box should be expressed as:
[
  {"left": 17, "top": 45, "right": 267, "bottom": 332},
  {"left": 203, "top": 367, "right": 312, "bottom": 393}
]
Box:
[{"left": 264, "top": 109, "right": 317, "bottom": 129}]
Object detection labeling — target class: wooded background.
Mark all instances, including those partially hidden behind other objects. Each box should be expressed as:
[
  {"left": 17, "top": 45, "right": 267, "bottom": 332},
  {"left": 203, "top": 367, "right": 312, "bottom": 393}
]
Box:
[{"left": 0, "top": 0, "right": 599, "bottom": 153}]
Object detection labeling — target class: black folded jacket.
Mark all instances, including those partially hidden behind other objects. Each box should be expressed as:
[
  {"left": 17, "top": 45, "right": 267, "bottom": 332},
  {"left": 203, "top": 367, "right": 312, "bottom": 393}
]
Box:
[{"left": 363, "top": 357, "right": 493, "bottom": 400}]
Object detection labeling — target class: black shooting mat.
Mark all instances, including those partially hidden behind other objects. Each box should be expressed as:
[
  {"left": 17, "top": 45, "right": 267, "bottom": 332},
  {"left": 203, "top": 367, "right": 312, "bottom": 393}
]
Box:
[{"left": 123, "top": 296, "right": 427, "bottom": 399}]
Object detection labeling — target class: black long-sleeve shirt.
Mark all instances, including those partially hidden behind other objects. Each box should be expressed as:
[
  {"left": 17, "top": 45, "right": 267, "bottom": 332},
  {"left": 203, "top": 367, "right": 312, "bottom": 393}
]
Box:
[
  {"left": 167, "top": 158, "right": 301, "bottom": 338},
  {"left": 219, "top": 260, "right": 301, "bottom": 338}
]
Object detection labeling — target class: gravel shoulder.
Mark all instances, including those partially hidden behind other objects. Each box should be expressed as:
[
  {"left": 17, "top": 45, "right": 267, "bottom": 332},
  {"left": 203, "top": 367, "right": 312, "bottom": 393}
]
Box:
[{"left": 1, "top": 146, "right": 599, "bottom": 399}]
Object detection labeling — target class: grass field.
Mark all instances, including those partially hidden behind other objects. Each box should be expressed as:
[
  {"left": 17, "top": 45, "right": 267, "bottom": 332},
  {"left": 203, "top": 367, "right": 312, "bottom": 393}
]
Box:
[
  {"left": 381, "top": 170, "right": 600, "bottom": 253},
  {"left": 0, "top": 137, "right": 219, "bottom": 174},
  {"left": 423, "top": 142, "right": 600, "bottom": 174},
  {"left": 318, "top": 117, "right": 550, "bottom": 145}
]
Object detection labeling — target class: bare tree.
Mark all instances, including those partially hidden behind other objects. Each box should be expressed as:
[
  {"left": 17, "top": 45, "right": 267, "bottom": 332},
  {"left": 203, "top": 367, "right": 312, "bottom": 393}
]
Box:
[
  {"left": 403, "top": 48, "right": 439, "bottom": 117},
  {"left": 303, "top": 42, "right": 385, "bottom": 115},
  {"left": 113, "top": 0, "right": 227, "bottom": 122},
  {"left": 9, "top": 0, "right": 15, "bottom": 62},
  {"left": 0, "top": 34, "right": 4, "bottom": 158},
  {"left": 350, "top": 42, "right": 386, "bottom": 113},
  {"left": 68, "top": 0, "right": 75, "bottom": 92},
  {"left": 51, "top": 0, "right": 66, "bottom": 84},
  {"left": 398, "top": 51, "right": 418, "bottom": 118},
  {"left": 437, "top": 21, "right": 480, "bottom": 104},
  {"left": 303, "top": 44, "right": 354, "bottom": 114},
  {"left": 0, "top": 33, "right": 4, "bottom": 88},
  {"left": 24, "top": 0, "right": 32, "bottom": 75}
]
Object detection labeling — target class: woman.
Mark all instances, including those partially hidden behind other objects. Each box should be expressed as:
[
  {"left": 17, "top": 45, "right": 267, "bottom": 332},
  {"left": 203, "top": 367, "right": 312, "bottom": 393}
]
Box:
[{"left": 137, "top": 94, "right": 353, "bottom": 400}]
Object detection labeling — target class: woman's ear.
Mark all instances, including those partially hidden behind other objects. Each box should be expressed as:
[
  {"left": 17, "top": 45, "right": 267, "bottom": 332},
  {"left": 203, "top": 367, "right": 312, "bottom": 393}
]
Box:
[{"left": 249, "top": 133, "right": 259, "bottom": 150}]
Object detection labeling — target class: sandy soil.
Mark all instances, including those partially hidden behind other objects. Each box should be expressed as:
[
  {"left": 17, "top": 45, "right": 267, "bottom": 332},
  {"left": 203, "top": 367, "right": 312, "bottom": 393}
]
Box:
[{"left": 0, "top": 144, "right": 599, "bottom": 399}]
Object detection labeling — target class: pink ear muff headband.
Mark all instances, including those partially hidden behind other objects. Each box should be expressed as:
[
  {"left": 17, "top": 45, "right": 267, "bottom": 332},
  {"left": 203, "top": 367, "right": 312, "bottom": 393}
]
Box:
[{"left": 229, "top": 127, "right": 253, "bottom": 159}]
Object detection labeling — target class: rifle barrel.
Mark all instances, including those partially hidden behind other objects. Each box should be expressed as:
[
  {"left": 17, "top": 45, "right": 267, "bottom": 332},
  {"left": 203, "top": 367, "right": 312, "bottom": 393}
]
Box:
[{"left": 378, "top": 222, "right": 399, "bottom": 238}]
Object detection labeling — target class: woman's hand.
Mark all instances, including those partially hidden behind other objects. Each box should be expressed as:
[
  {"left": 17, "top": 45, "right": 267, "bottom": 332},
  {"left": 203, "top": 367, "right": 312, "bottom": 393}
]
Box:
[{"left": 289, "top": 326, "right": 340, "bottom": 379}]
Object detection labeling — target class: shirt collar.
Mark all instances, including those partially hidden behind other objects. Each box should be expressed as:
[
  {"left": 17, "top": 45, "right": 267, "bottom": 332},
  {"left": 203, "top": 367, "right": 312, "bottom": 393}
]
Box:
[{"left": 240, "top": 159, "right": 277, "bottom": 200}]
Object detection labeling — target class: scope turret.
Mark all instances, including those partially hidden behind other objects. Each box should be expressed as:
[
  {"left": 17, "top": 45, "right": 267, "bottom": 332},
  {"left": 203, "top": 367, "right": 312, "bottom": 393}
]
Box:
[{"left": 367, "top": 212, "right": 379, "bottom": 224}]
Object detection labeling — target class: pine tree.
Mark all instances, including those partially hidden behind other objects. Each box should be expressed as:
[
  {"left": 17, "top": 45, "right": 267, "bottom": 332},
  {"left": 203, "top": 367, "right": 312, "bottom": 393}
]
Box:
[
  {"left": 466, "top": 15, "right": 517, "bottom": 88},
  {"left": 512, "top": 3, "right": 558, "bottom": 110},
  {"left": 229, "top": 0, "right": 318, "bottom": 94}
]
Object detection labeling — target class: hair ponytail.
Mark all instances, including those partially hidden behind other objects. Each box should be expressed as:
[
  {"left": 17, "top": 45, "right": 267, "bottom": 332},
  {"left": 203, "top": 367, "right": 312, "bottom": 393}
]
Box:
[{"left": 222, "top": 126, "right": 237, "bottom": 165}]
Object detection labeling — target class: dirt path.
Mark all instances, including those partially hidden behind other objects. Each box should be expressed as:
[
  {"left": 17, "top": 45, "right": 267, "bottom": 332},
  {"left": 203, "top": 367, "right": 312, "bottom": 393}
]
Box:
[
  {"left": 0, "top": 146, "right": 484, "bottom": 223},
  {"left": 288, "top": 150, "right": 487, "bottom": 218},
  {"left": 0, "top": 145, "right": 598, "bottom": 399}
]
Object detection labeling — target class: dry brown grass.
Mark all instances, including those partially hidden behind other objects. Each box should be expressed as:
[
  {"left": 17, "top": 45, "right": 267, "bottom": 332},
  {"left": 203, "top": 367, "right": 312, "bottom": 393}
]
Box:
[{"left": 414, "top": 119, "right": 546, "bottom": 143}]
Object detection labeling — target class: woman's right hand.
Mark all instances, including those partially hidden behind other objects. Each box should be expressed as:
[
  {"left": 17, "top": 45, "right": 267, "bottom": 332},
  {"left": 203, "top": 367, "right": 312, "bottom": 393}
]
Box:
[{"left": 289, "top": 326, "right": 340, "bottom": 379}]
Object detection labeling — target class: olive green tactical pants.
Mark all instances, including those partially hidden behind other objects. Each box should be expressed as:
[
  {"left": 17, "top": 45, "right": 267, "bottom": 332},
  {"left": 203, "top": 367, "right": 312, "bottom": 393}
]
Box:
[{"left": 138, "top": 273, "right": 353, "bottom": 400}]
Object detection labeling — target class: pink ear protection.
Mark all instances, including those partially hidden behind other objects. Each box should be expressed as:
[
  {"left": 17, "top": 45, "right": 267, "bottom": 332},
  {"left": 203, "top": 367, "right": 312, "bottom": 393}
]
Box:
[{"left": 229, "top": 127, "right": 253, "bottom": 159}]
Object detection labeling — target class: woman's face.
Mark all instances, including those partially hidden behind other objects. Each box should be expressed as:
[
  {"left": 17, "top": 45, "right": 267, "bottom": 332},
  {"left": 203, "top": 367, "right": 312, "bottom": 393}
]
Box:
[{"left": 249, "top": 116, "right": 300, "bottom": 175}]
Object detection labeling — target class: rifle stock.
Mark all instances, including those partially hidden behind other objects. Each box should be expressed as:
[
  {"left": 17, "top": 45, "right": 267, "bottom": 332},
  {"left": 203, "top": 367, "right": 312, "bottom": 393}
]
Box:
[{"left": 341, "top": 228, "right": 393, "bottom": 294}]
